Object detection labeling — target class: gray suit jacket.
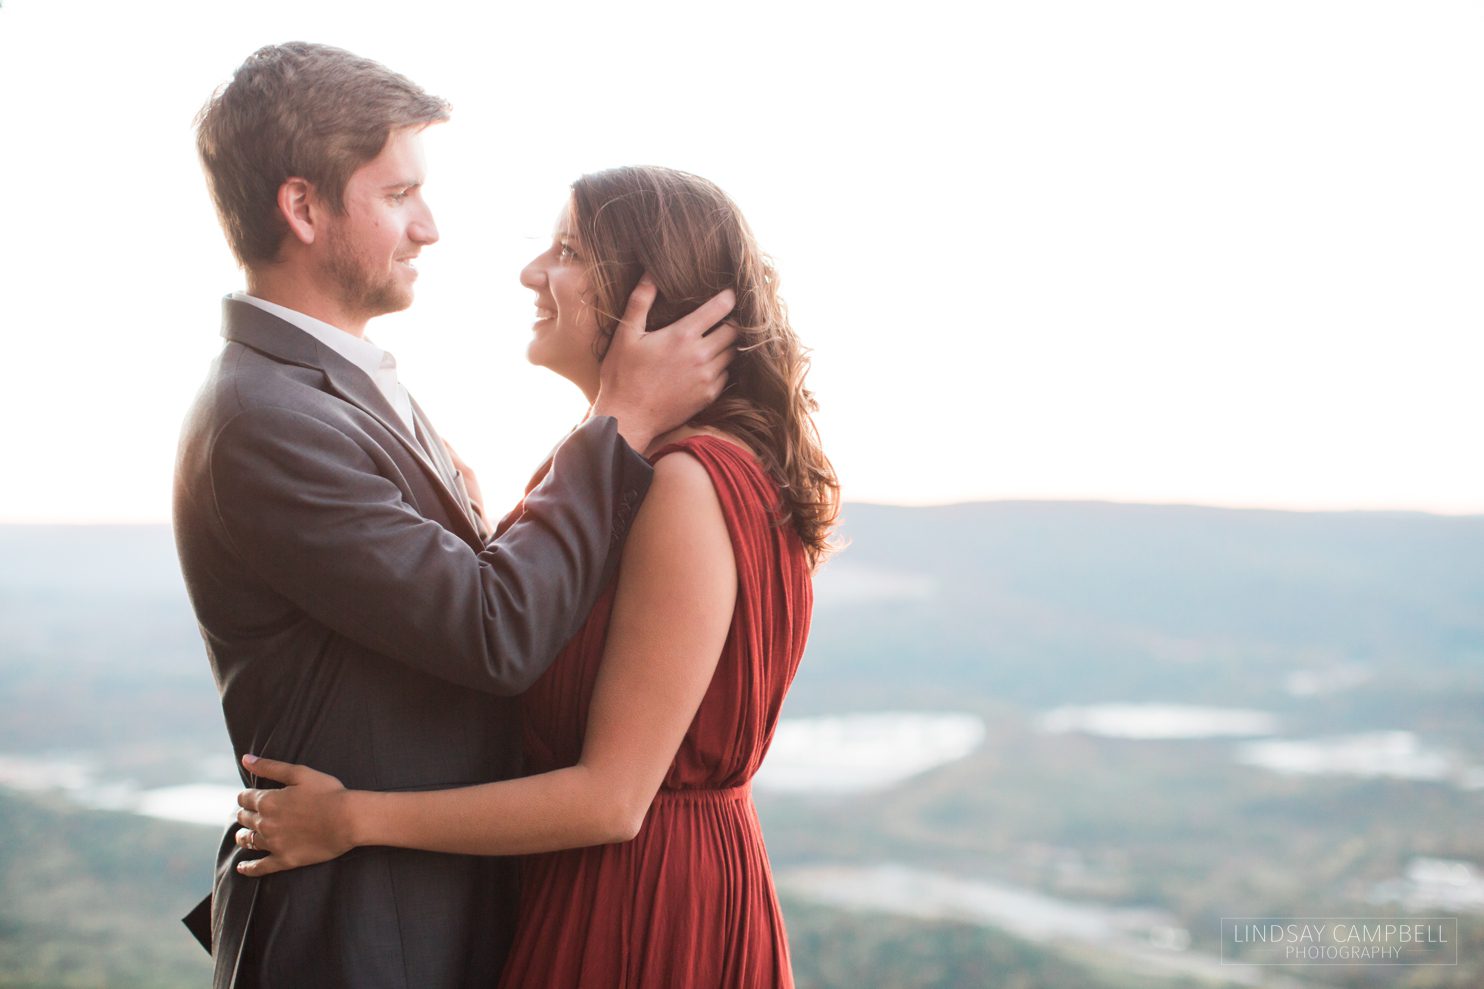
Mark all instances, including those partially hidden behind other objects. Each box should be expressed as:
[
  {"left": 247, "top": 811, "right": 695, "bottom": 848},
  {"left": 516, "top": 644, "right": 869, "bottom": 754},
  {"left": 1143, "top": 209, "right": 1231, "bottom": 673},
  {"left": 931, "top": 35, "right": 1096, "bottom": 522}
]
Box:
[{"left": 173, "top": 298, "right": 651, "bottom": 988}]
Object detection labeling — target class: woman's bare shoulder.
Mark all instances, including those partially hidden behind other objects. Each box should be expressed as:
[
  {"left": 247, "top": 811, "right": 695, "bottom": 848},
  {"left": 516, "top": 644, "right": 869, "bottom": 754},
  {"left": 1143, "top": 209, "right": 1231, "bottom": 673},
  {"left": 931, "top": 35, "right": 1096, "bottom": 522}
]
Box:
[
  {"left": 629, "top": 436, "right": 732, "bottom": 567},
  {"left": 639, "top": 429, "right": 733, "bottom": 532}
]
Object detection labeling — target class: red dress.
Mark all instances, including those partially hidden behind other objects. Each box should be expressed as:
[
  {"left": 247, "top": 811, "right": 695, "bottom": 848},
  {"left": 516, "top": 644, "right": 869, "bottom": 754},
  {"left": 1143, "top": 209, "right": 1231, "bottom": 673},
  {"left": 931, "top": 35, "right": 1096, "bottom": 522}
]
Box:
[{"left": 497, "top": 435, "right": 811, "bottom": 988}]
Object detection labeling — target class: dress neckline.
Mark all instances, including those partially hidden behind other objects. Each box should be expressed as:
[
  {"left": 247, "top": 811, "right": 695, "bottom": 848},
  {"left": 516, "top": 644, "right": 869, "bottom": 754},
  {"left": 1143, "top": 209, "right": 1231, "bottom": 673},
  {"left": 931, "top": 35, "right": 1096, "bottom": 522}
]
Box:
[{"left": 649, "top": 432, "right": 768, "bottom": 477}]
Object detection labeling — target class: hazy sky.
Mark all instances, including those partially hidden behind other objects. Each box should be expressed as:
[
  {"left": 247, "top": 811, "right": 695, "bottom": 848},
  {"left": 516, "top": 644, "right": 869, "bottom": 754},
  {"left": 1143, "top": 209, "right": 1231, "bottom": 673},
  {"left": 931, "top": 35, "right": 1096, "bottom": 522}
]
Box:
[{"left": 1, "top": 0, "right": 1479, "bottom": 522}]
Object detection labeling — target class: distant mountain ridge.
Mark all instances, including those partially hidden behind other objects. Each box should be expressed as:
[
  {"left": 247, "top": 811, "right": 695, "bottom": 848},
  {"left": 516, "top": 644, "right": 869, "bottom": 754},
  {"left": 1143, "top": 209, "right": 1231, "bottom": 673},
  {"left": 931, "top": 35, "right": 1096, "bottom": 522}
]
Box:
[{"left": 803, "top": 501, "right": 1484, "bottom": 713}]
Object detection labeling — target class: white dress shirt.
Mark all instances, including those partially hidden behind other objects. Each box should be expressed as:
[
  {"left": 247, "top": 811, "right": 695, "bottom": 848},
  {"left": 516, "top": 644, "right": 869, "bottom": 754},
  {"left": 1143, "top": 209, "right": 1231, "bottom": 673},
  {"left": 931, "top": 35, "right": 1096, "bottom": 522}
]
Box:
[{"left": 230, "top": 292, "right": 416, "bottom": 436}]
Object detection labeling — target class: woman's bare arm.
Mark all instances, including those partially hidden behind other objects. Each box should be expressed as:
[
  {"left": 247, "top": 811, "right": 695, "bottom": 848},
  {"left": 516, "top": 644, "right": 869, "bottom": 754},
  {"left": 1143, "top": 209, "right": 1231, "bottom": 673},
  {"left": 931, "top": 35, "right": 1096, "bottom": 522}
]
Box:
[{"left": 234, "top": 450, "right": 735, "bottom": 874}]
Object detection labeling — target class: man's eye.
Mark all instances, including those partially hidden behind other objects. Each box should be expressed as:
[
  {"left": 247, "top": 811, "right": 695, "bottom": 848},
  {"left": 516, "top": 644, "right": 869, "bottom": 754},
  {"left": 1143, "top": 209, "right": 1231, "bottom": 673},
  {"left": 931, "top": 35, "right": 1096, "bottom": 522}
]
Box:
[{"left": 391, "top": 190, "right": 409, "bottom": 204}]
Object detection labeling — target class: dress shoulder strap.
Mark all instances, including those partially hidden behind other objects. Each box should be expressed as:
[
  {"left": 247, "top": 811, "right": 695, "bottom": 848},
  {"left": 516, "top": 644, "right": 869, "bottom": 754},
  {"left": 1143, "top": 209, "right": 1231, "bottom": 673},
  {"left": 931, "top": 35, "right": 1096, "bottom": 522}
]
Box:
[{"left": 648, "top": 434, "right": 785, "bottom": 535}]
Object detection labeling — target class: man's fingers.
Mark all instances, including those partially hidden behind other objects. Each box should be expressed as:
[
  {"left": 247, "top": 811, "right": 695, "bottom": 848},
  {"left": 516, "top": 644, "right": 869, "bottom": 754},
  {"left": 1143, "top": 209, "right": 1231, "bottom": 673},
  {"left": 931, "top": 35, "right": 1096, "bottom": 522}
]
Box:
[
  {"left": 236, "top": 853, "right": 286, "bottom": 878},
  {"left": 236, "top": 807, "right": 262, "bottom": 831},
  {"left": 700, "top": 330, "right": 739, "bottom": 382},
  {"left": 616, "top": 277, "right": 659, "bottom": 339},
  {"left": 674, "top": 289, "right": 736, "bottom": 339},
  {"left": 237, "top": 787, "right": 265, "bottom": 813},
  {"left": 706, "top": 365, "right": 732, "bottom": 403},
  {"left": 714, "top": 352, "right": 736, "bottom": 382},
  {"left": 699, "top": 322, "right": 740, "bottom": 362}
]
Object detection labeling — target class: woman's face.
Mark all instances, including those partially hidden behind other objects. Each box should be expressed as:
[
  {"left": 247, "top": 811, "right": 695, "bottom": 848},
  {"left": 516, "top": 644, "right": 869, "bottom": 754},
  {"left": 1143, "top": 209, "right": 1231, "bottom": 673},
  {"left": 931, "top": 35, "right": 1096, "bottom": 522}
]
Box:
[{"left": 519, "top": 202, "right": 602, "bottom": 400}]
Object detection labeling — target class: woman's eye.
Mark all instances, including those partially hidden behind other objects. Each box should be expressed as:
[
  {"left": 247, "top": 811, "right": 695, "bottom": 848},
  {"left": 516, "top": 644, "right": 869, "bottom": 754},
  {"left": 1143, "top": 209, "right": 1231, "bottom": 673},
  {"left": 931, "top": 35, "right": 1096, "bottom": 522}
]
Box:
[{"left": 559, "top": 242, "right": 578, "bottom": 261}]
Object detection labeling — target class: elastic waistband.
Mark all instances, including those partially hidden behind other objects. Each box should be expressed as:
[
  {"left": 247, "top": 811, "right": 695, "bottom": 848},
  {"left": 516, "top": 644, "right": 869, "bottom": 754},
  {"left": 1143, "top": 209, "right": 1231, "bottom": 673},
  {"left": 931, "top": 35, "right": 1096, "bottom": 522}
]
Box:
[{"left": 652, "top": 781, "right": 752, "bottom": 803}]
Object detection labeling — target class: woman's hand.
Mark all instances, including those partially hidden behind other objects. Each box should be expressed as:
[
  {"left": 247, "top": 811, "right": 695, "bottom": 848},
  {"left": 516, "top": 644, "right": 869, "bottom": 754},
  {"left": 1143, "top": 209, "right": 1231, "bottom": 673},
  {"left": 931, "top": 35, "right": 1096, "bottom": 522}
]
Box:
[
  {"left": 441, "top": 439, "right": 489, "bottom": 532},
  {"left": 233, "top": 754, "right": 355, "bottom": 877}
]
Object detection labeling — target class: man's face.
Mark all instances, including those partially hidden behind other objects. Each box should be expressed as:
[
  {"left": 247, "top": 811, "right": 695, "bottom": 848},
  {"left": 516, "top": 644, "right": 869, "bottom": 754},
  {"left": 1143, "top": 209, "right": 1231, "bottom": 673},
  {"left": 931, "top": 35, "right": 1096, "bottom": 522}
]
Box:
[{"left": 318, "top": 126, "right": 438, "bottom": 321}]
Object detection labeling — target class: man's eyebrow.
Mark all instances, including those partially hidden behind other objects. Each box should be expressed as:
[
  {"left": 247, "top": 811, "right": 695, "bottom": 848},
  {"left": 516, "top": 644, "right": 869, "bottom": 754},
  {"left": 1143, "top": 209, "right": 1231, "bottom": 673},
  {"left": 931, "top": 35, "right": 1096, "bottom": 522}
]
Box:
[{"left": 381, "top": 179, "right": 421, "bottom": 191}]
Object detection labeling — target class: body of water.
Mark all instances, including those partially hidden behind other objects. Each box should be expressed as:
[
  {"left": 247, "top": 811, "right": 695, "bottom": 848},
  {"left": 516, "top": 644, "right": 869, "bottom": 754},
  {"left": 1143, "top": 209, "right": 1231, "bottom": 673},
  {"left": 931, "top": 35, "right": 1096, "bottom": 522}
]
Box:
[
  {"left": 0, "top": 710, "right": 989, "bottom": 825},
  {"left": 810, "top": 563, "right": 938, "bottom": 608},
  {"left": 1235, "top": 731, "right": 1484, "bottom": 789},
  {"left": 1370, "top": 857, "right": 1484, "bottom": 914},
  {"left": 1034, "top": 706, "right": 1484, "bottom": 790},
  {"left": 778, "top": 862, "right": 1275, "bottom": 986},
  {"left": 1036, "top": 703, "right": 1281, "bottom": 739},
  {"left": 754, "top": 712, "right": 986, "bottom": 794},
  {"left": 0, "top": 752, "right": 240, "bottom": 827}
]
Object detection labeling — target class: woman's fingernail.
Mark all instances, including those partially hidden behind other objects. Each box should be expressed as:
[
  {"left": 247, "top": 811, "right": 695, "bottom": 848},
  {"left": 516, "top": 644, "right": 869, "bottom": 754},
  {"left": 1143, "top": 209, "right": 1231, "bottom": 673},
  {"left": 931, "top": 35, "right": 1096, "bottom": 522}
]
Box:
[{"left": 243, "top": 754, "right": 258, "bottom": 766}]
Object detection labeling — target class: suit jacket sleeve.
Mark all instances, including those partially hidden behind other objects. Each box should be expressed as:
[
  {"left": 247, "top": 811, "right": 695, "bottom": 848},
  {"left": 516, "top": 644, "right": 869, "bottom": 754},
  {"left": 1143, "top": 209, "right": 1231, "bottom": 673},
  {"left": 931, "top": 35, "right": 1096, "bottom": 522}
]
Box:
[{"left": 207, "top": 409, "right": 650, "bottom": 695}]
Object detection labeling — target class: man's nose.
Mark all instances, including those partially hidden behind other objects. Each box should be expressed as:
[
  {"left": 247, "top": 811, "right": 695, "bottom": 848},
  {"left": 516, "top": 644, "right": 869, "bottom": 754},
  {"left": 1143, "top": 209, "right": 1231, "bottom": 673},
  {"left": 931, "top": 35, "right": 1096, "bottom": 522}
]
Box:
[{"left": 410, "top": 203, "right": 439, "bottom": 246}]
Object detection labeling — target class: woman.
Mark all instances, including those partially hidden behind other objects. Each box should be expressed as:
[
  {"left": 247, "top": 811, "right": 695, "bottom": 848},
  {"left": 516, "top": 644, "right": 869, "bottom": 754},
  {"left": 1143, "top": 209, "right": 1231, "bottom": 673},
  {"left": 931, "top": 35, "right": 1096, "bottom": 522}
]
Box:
[{"left": 231, "top": 166, "right": 838, "bottom": 986}]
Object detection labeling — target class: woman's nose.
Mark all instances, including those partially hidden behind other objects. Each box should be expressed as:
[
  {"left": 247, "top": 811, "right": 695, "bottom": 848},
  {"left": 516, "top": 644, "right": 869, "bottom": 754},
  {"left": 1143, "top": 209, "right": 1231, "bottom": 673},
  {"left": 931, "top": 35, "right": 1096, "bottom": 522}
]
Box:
[{"left": 519, "top": 257, "right": 545, "bottom": 290}]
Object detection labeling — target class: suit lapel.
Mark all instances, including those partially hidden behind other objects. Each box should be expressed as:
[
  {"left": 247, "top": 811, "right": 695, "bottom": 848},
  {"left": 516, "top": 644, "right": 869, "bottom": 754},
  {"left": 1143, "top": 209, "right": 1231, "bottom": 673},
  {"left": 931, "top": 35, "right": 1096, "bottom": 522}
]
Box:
[
  {"left": 409, "top": 397, "right": 484, "bottom": 537},
  {"left": 221, "top": 298, "right": 482, "bottom": 545}
]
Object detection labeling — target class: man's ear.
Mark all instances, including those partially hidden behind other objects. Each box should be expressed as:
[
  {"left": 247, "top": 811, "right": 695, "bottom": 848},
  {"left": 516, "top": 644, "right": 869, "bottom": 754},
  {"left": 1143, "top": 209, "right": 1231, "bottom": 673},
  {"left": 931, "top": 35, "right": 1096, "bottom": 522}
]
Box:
[{"left": 277, "top": 177, "right": 319, "bottom": 247}]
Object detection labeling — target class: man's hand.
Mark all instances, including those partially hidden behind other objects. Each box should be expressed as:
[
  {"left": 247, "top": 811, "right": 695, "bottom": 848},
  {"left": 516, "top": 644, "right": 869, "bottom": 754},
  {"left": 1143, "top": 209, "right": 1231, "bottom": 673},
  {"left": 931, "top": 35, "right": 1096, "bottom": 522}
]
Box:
[{"left": 591, "top": 278, "right": 738, "bottom": 454}]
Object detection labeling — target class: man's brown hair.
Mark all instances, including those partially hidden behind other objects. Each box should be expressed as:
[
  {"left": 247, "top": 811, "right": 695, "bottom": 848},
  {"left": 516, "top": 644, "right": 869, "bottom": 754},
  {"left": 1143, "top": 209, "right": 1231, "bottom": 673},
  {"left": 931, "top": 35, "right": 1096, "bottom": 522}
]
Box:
[{"left": 196, "top": 42, "right": 449, "bottom": 267}]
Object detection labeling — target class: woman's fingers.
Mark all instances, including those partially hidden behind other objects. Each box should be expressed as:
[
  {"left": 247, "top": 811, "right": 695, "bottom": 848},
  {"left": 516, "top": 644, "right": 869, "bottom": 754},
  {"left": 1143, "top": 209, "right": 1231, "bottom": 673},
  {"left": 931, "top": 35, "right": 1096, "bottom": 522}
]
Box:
[
  {"left": 242, "top": 753, "right": 314, "bottom": 785},
  {"left": 236, "top": 852, "right": 288, "bottom": 878},
  {"left": 234, "top": 824, "right": 269, "bottom": 852},
  {"left": 229, "top": 759, "right": 350, "bottom": 878}
]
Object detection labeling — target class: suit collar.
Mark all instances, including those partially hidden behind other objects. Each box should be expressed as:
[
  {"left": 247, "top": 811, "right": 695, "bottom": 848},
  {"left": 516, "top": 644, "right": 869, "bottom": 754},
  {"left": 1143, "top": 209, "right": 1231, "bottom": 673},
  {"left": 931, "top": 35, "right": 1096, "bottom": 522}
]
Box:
[
  {"left": 223, "top": 296, "right": 412, "bottom": 437},
  {"left": 221, "top": 295, "right": 324, "bottom": 368},
  {"left": 220, "top": 296, "right": 483, "bottom": 544},
  {"left": 228, "top": 291, "right": 397, "bottom": 387}
]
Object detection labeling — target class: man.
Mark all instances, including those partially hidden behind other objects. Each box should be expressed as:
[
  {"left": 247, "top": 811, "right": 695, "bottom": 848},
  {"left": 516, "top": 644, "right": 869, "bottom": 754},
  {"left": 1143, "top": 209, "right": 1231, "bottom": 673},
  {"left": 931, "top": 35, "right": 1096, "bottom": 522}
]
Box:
[{"left": 174, "top": 42, "right": 736, "bottom": 987}]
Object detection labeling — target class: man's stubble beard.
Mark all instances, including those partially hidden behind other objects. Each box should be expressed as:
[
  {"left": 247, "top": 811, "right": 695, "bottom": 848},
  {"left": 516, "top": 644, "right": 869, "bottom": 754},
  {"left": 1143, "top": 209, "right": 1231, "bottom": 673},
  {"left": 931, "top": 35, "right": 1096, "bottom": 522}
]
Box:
[{"left": 323, "top": 223, "right": 410, "bottom": 323}]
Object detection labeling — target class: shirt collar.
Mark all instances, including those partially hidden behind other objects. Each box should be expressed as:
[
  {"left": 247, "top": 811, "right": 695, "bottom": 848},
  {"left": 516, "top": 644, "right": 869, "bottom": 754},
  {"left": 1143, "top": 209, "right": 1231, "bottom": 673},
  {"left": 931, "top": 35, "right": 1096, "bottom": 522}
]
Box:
[{"left": 229, "top": 292, "right": 397, "bottom": 383}]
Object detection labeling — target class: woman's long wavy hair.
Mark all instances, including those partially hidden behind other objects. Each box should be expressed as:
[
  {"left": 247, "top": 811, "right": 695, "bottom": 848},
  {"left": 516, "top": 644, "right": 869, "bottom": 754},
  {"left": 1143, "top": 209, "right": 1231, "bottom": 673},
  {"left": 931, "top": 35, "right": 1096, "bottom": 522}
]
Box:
[{"left": 570, "top": 166, "right": 839, "bottom": 568}]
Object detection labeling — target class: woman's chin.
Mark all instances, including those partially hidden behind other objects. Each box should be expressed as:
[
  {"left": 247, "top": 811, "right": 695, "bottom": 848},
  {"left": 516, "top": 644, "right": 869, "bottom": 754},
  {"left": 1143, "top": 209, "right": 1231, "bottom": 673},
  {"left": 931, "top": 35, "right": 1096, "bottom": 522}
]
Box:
[
  {"left": 525, "top": 345, "right": 567, "bottom": 380},
  {"left": 528, "top": 350, "right": 598, "bottom": 400}
]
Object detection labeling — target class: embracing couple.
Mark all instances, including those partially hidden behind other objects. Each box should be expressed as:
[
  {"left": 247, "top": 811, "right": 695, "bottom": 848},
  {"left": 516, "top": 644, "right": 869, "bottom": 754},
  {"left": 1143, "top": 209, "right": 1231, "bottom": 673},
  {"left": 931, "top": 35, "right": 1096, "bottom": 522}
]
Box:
[{"left": 173, "top": 41, "right": 838, "bottom": 988}]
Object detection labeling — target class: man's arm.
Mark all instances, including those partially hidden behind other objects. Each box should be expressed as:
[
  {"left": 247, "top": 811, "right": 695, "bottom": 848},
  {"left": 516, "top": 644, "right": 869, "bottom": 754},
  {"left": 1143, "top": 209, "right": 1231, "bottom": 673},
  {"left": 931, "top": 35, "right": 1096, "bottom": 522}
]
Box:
[
  {"left": 208, "top": 282, "right": 737, "bottom": 696},
  {"left": 210, "top": 407, "right": 646, "bottom": 695}
]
